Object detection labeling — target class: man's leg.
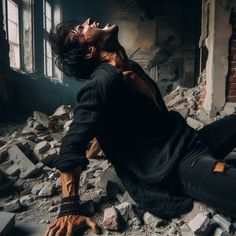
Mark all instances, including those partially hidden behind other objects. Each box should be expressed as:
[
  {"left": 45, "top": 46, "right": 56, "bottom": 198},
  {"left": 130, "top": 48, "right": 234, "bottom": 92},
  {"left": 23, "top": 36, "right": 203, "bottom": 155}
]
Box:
[
  {"left": 178, "top": 155, "right": 236, "bottom": 218},
  {"left": 197, "top": 114, "right": 236, "bottom": 158}
]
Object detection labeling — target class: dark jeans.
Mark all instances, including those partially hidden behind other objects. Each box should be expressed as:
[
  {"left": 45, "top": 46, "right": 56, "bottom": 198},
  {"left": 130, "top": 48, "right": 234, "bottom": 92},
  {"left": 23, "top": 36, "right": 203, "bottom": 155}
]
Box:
[{"left": 178, "top": 114, "right": 236, "bottom": 218}]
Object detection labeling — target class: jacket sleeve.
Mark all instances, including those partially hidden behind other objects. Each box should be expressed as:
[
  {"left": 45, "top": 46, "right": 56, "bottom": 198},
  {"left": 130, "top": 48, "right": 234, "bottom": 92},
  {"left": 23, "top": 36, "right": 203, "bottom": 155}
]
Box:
[{"left": 53, "top": 80, "right": 103, "bottom": 172}]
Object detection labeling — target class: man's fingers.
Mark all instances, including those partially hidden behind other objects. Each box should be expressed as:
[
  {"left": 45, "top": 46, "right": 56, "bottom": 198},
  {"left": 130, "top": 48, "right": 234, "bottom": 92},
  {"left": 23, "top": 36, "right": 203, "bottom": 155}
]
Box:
[
  {"left": 65, "top": 222, "right": 74, "bottom": 236},
  {"left": 84, "top": 217, "right": 102, "bottom": 235},
  {"left": 44, "top": 222, "right": 57, "bottom": 236},
  {"left": 55, "top": 223, "right": 67, "bottom": 236},
  {"left": 48, "top": 223, "right": 61, "bottom": 236}
]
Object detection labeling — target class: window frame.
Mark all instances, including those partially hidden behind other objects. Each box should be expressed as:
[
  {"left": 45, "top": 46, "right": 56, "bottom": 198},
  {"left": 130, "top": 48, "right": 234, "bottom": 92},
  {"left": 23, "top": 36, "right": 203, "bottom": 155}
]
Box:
[
  {"left": 43, "top": 0, "right": 55, "bottom": 78},
  {"left": 3, "top": 0, "right": 24, "bottom": 71}
]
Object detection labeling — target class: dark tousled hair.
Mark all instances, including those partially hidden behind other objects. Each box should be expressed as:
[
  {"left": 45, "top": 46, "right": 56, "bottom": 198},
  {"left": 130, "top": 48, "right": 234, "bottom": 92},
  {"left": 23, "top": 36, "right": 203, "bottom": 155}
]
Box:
[{"left": 49, "top": 20, "right": 99, "bottom": 80}]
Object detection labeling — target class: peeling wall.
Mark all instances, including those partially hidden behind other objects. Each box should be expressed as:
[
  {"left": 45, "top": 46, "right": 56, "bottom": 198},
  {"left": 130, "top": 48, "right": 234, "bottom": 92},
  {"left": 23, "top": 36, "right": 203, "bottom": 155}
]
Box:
[{"left": 203, "top": 0, "right": 232, "bottom": 115}]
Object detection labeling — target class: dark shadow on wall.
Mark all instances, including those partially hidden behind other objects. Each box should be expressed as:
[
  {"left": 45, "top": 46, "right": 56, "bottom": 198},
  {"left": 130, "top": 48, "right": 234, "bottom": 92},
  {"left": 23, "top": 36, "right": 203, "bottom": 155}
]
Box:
[{"left": 0, "top": 70, "right": 83, "bottom": 122}]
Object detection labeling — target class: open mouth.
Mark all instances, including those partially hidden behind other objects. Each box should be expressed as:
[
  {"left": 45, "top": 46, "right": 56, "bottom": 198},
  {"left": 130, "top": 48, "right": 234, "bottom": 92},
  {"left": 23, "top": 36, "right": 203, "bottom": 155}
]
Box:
[{"left": 92, "top": 21, "right": 116, "bottom": 30}]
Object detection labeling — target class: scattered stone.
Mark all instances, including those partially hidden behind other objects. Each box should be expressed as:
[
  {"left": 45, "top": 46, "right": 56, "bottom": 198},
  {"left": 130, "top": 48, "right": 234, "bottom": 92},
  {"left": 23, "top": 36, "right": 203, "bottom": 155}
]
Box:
[
  {"left": 115, "top": 202, "right": 132, "bottom": 222},
  {"left": 96, "top": 166, "right": 125, "bottom": 193},
  {"left": 187, "top": 117, "right": 204, "bottom": 130},
  {"left": 103, "top": 206, "right": 121, "bottom": 231},
  {"left": 50, "top": 105, "right": 71, "bottom": 121},
  {"left": 121, "top": 191, "right": 137, "bottom": 205},
  {"left": 7, "top": 145, "right": 38, "bottom": 179},
  {"left": 63, "top": 120, "right": 73, "bottom": 131},
  {"left": 19, "top": 195, "right": 34, "bottom": 207},
  {"left": 4, "top": 199, "right": 21, "bottom": 212},
  {"left": 33, "top": 141, "right": 51, "bottom": 160},
  {"left": 0, "top": 160, "right": 13, "bottom": 172},
  {"left": 213, "top": 214, "right": 232, "bottom": 232},
  {"left": 0, "top": 212, "right": 15, "bottom": 236},
  {"left": 40, "top": 148, "right": 58, "bottom": 164},
  {"left": 5, "top": 164, "right": 20, "bottom": 177},
  {"left": 180, "top": 223, "right": 195, "bottom": 236},
  {"left": 38, "top": 182, "right": 55, "bottom": 197},
  {"left": 55, "top": 178, "right": 61, "bottom": 189},
  {"left": 175, "top": 108, "right": 190, "bottom": 119},
  {"left": 143, "top": 212, "right": 163, "bottom": 228},
  {"left": 188, "top": 212, "right": 212, "bottom": 236},
  {"left": 31, "top": 183, "right": 44, "bottom": 195},
  {"left": 213, "top": 227, "right": 231, "bottom": 236},
  {"left": 35, "top": 162, "right": 44, "bottom": 171},
  {"left": 222, "top": 103, "right": 236, "bottom": 115},
  {"left": 33, "top": 111, "right": 50, "bottom": 128}
]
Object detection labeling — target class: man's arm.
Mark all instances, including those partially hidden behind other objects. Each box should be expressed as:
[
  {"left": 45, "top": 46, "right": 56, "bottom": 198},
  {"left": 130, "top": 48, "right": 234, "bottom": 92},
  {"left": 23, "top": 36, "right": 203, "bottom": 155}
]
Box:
[{"left": 44, "top": 80, "right": 103, "bottom": 236}]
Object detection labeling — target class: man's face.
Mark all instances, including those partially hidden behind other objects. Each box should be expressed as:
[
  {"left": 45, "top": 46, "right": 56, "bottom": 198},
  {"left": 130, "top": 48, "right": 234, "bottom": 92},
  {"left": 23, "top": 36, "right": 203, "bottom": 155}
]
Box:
[{"left": 68, "top": 18, "right": 119, "bottom": 49}]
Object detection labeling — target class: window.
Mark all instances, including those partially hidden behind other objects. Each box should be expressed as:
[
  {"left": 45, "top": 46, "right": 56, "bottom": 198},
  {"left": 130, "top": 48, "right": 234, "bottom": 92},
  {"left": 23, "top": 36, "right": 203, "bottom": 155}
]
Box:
[
  {"left": 43, "top": 0, "right": 53, "bottom": 77},
  {"left": 5, "top": 0, "right": 21, "bottom": 69}
]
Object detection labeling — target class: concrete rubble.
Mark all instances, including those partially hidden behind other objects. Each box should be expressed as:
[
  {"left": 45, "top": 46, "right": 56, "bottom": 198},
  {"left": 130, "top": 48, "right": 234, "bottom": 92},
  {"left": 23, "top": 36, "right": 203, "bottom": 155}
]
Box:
[{"left": 0, "top": 93, "right": 236, "bottom": 236}]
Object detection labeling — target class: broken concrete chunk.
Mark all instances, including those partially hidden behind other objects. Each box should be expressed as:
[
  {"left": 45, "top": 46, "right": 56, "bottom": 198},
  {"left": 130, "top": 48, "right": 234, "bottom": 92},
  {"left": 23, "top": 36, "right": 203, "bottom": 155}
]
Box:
[
  {"left": 33, "top": 111, "right": 50, "bottom": 128},
  {"left": 188, "top": 213, "right": 212, "bottom": 236},
  {"left": 222, "top": 103, "right": 236, "bottom": 116},
  {"left": 115, "top": 202, "right": 132, "bottom": 222},
  {"left": 34, "top": 141, "right": 50, "bottom": 155},
  {"left": 51, "top": 133, "right": 65, "bottom": 143},
  {"left": 19, "top": 195, "right": 34, "bottom": 207},
  {"left": 31, "top": 183, "right": 44, "bottom": 195},
  {"left": 143, "top": 212, "right": 163, "bottom": 228},
  {"left": 5, "top": 165, "right": 20, "bottom": 177},
  {"left": 40, "top": 148, "right": 58, "bottom": 164},
  {"left": 0, "top": 212, "right": 15, "bottom": 236},
  {"left": 7, "top": 145, "right": 38, "bottom": 179},
  {"left": 50, "top": 105, "right": 71, "bottom": 121},
  {"left": 33, "top": 121, "right": 45, "bottom": 131},
  {"left": 116, "top": 201, "right": 141, "bottom": 228},
  {"left": 213, "top": 227, "right": 231, "bottom": 236},
  {"left": 180, "top": 223, "right": 195, "bottom": 236},
  {"left": 0, "top": 160, "right": 13, "bottom": 172},
  {"left": 121, "top": 191, "right": 137, "bottom": 205},
  {"left": 96, "top": 166, "right": 125, "bottom": 193},
  {"left": 3, "top": 199, "right": 21, "bottom": 212},
  {"left": 213, "top": 214, "right": 232, "bottom": 233},
  {"left": 63, "top": 120, "right": 73, "bottom": 131},
  {"left": 187, "top": 117, "right": 204, "bottom": 130},
  {"left": 35, "top": 162, "right": 44, "bottom": 171},
  {"left": 103, "top": 206, "right": 121, "bottom": 231},
  {"left": 175, "top": 108, "right": 190, "bottom": 119},
  {"left": 38, "top": 182, "right": 55, "bottom": 197}
]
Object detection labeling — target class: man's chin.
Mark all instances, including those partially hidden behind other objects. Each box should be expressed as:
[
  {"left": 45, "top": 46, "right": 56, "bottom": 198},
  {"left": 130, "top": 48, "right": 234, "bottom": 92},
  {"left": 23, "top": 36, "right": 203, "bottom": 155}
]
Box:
[{"left": 103, "top": 26, "right": 120, "bottom": 51}]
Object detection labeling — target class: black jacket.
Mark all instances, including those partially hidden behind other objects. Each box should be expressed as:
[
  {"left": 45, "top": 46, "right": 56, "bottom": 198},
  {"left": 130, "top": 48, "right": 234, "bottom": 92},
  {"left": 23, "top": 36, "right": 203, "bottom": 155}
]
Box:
[{"left": 54, "top": 61, "right": 209, "bottom": 219}]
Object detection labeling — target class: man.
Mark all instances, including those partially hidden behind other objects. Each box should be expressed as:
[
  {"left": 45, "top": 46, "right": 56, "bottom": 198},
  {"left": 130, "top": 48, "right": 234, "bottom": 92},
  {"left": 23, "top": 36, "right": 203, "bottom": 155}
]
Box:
[{"left": 45, "top": 18, "right": 236, "bottom": 236}]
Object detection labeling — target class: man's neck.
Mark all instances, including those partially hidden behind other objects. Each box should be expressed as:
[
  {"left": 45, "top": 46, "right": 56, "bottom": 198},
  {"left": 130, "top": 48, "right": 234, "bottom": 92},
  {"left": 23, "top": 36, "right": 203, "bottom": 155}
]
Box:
[{"left": 99, "top": 47, "right": 131, "bottom": 71}]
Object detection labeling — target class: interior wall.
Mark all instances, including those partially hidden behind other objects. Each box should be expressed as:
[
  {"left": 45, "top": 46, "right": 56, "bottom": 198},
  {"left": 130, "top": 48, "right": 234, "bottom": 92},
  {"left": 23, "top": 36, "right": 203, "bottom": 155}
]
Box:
[{"left": 62, "top": 0, "right": 201, "bottom": 96}]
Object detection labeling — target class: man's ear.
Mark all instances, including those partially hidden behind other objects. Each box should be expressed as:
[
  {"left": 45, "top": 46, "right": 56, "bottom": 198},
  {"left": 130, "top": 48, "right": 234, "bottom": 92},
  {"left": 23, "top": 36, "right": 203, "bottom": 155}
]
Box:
[{"left": 85, "top": 46, "right": 96, "bottom": 59}]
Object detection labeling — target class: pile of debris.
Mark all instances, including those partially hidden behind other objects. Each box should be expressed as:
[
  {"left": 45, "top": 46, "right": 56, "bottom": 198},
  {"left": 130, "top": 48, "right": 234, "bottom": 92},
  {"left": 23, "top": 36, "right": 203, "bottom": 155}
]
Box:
[
  {"left": 164, "top": 84, "right": 236, "bottom": 130},
  {"left": 0, "top": 97, "right": 236, "bottom": 235}
]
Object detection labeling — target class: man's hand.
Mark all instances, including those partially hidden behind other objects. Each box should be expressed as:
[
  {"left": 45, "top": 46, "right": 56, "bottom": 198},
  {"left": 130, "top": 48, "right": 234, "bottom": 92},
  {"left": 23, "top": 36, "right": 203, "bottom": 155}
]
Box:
[{"left": 44, "top": 214, "right": 101, "bottom": 236}]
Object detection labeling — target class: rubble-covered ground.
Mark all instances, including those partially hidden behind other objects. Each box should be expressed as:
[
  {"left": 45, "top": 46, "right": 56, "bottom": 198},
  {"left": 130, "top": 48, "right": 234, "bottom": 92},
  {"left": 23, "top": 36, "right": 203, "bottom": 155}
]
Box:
[{"left": 1, "top": 84, "right": 236, "bottom": 236}]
